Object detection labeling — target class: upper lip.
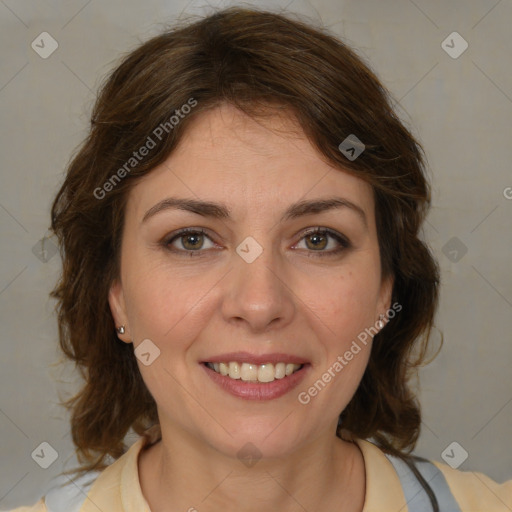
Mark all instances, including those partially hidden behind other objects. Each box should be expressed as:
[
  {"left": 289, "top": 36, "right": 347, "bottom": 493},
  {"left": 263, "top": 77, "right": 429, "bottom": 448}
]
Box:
[{"left": 201, "top": 352, "right": 309, "bottom": 365}]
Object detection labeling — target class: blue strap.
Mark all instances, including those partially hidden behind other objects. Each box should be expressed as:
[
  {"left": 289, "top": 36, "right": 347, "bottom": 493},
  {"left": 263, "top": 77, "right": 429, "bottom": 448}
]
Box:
[
  {"left": 44, "top": 471, "right": 101, "bottom": 512},
  {"left": 385, "top": 454, "right": 462, "bottom": 512}
]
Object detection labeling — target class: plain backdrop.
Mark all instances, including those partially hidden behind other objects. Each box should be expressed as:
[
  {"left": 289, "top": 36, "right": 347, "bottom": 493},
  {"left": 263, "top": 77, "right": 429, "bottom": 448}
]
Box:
[{"left": 0, "top": 0, "right": 511, "bottom": 508}]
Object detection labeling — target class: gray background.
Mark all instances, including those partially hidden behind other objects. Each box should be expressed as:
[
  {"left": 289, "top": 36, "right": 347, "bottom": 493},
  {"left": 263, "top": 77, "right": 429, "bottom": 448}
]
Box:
[{"left": 1, "top": 0, "right": 511, "bottom": 508}]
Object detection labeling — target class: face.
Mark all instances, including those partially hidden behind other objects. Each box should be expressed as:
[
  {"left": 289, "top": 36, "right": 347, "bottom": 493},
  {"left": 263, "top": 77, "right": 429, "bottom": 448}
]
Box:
[{"left": 109, "top": 103, "right": 392, "bottom": 460}]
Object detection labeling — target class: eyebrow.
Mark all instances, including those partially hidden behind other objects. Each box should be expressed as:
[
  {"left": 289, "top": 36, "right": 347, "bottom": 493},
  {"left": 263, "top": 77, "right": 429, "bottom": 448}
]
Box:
[{"left": 141, "top": 196, "right": 367, "bottom": 228}]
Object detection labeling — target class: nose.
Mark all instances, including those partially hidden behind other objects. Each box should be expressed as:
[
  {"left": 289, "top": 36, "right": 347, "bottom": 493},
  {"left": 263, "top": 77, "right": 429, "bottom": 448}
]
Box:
[{"left": 220, "top": 245, "right": 296, "bottom": 333}]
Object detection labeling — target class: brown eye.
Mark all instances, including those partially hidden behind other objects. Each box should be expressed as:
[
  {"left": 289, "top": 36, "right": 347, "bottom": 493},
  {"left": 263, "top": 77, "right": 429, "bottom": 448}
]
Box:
[
  {"left": 296, "top": 228, "right": 350, "bottom": 256},
  {"left": 304, "top": 232, "right": 329, "bottom": 251},
  {"left": 164, "top": 228, "right": 216, "bottom": 256},
  {"left": 180, "top": 232, "right": 205, "bottom": 250}
]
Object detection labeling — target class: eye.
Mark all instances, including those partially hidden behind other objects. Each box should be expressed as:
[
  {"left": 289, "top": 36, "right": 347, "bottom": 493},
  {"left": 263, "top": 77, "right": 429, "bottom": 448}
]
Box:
[
  {"left": 294, "top": 228, "right": 351, "bottom": 257},
  {"left": 163, "top": 228, "right": 217, "bottom": 256},
  {"left": 161, "top": 227, "right": 351, "bottom": 258}
]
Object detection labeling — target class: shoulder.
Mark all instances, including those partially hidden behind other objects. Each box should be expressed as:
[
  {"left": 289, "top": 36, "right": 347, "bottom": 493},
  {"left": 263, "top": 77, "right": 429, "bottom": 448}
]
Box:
[
  {"left": 4, "top": 437, "right": 149, "bottom": 512},
  {"left": 354, "top": 437, "right": 512, "bottom": 511},
  {"left": 3, "top": 499, "right": 46, "bottom": 512},
  {"left": 432, "top": 459, "right": 512, "bottom": 511},
  {"left": 4, "top": 469, "right": 102, "bottom": 512}
]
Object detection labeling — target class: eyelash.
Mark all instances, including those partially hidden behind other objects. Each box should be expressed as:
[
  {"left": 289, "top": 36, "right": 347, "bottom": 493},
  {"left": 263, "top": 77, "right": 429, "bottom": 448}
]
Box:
[{"left": 161, "top": 227, "right": 351, "bottom": 258}]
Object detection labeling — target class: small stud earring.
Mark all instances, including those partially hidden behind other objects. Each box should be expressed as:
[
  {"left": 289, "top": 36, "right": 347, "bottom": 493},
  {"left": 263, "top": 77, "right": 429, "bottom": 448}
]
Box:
[
  {"left": 116, "top": 325, "right": 125, "bottom": 334},
  {"left": 376, "top": 315, "right": 385, "bottom": 330}
]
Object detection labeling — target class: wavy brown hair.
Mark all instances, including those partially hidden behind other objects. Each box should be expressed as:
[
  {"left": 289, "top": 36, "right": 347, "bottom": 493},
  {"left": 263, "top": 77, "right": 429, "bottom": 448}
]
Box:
[{"left": 50, "top": 5, "right": 440, "bottom": 501}]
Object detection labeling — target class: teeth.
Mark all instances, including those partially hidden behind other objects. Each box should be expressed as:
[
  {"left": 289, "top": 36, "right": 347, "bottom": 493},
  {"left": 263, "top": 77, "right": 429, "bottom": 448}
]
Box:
[
  {"left": 240, "top": 363, "right": 258, "bottom": 381},
  {"left": 228, "top": 362, "right": 241, "bottom": 379},
  {"left": 258, "top": 364, "right": 275, "bottom": 383},
  {"left": 275, "top": 362, "right": 286, "bottom": 379},
  {"left": 207, "top": 361, "right": 302, "bottom": 382},
  {"left": 285, "top": 363, "right": 295, "bottom": 376}
]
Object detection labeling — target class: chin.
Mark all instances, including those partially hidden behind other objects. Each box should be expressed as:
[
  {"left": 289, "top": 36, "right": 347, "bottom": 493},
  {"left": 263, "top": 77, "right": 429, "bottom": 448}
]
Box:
[{"left": 196, "top": 415, "right": 312, "bottom": 463}]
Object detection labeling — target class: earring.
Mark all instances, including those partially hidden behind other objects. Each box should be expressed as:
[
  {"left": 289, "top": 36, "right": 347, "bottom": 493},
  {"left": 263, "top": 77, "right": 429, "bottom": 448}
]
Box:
[
  {"left": 376, "top": 315, "right": 385, "bottom": 330},
  {"left": 116, "top": 325, "right": 125, "bottom": 334}
]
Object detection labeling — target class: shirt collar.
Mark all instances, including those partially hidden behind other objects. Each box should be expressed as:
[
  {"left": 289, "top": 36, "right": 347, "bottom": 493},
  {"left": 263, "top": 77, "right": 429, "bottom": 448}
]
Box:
[
  {"left": 82, "top": 437, "right": 151, "bottom": 512},
  {"left": 354, "top": 438, "right": 408, "bottom": 512}
]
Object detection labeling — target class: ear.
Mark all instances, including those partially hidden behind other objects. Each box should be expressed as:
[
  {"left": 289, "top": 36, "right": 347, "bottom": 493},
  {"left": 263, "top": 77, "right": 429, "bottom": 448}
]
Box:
[
  {"left": 377, "top": 274, "right": 394, "bottom": 320},
  {"left": 108, "top": 278, "right": 132, "bottom": 343}
]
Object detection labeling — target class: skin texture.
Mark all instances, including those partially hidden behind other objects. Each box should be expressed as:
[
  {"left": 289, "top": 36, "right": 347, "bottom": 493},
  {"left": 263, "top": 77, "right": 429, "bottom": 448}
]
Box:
[{"left": 108, "top": 103, "right": 392, "bottom": 511}]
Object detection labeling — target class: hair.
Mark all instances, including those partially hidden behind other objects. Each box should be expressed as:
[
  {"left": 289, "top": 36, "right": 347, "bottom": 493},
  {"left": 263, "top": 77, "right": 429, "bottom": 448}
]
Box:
[{"left": 50, "top": 6, "right": 441, "bottom": 507}]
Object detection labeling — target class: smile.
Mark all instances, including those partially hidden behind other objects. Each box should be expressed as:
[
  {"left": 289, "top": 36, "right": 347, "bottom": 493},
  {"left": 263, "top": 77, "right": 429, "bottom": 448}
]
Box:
[{"left": 205, "top": 362, "right": 303, "bottom": 383}]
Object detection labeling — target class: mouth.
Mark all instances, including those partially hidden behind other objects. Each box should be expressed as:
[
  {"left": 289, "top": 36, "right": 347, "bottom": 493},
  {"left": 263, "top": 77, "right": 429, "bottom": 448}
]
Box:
[
  {"left": 200, "top": 353, "right": 310, "bottom": 401},
  {"left": 204, "top": 361, "right": 304, "bottom": 383}
]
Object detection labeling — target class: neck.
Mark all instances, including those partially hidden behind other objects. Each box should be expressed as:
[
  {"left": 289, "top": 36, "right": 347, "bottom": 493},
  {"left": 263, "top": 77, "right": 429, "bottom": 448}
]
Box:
[{"left": 138, "top": 425, "right": 365, "bottom": 512}]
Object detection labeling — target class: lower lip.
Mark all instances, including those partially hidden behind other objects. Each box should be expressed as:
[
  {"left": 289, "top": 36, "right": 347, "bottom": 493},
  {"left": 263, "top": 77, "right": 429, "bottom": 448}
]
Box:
[{"left": 201, "top": 363, "right": 310, "bottom": 401}]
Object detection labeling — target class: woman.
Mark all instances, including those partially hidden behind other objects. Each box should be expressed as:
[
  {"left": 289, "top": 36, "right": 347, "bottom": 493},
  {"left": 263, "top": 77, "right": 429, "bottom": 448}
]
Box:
[{"left": 10, "top": 7, "right": 511, "bottom": 512}]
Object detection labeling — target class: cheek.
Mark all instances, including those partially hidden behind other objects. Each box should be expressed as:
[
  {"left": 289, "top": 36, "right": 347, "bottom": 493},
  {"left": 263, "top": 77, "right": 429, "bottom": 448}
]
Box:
[
  {"left": 121, "top": 256, "right": 208, "bottom": 346},
  {"left": 304, "top": 266, "right": 382, "bottom": 345},
  {"left": 120, "top": 260, "right": 212, "bottom": 412},
  {"left": 297, "top": 272, "right": 378, "bottom": 415}
]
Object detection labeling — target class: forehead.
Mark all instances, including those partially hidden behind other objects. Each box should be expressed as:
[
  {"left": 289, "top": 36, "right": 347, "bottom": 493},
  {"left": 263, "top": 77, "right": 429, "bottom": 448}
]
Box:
[{"left": 126, "top": 103, "right": 375, "bottom": 224}]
